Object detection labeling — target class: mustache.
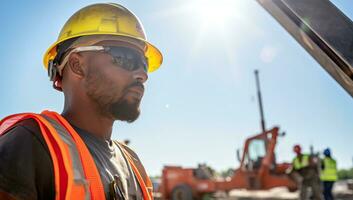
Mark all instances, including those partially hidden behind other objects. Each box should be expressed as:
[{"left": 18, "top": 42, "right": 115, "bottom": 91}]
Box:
[
  {"left": 122, "top": 82, "right": 144, "bottom": 94},
  {"left": 128, "top": 82, "right": 144, "bottom": 90}
]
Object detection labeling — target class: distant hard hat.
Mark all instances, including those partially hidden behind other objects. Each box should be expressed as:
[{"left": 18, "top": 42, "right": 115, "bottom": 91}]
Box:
[
  {"left": 293, "top": 144, "right": 302, "bottom": 154},
  {"left": 43, "top": 3, "right": 163, "bottom": 73},
  {"left": 323, "top": 148, "right": 331, "bottom": 156}
]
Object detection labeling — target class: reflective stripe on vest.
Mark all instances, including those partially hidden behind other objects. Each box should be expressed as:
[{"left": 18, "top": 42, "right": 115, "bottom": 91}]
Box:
[
  {"left": 0, "top": 110, "right": 153, "bottom": 200},
  {"left": 293, "top": 154, "right": 309, "bottom": 170},
  {"left": 320, "top": 157, "right": 338, "bottom": 181},
  {"left": 42, "top": 115, "right": 90, "bottom": 200}
]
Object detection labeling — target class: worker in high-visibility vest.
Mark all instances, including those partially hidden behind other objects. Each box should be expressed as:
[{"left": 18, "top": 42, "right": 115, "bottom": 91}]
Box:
[
  {"left": 292, "top": 144, "right": 323, "bottom": 200},
  {"left": 320, "top": 148, "right": 338, "bottom": 200},
  {"left": 0, "top": 3, "right": 162, "bottom": 200}
]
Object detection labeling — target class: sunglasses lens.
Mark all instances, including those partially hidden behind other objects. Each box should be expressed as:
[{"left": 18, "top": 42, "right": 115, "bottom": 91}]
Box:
[{"left": 108, "top": 47, "right": 148, "bottom": 72}]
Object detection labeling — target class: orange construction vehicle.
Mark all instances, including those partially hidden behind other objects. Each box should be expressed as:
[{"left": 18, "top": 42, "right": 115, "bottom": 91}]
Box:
[
  {"left": 158, "top": 127, "right": 296, "bottom": 200},
  {"left": 157, "top": 71, "right": 297, "bottom": 200}
]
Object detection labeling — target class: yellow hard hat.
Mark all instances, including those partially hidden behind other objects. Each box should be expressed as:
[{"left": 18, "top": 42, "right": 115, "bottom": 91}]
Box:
[{"left": 43, "top": 3, "right": 163, "bottom": 73}]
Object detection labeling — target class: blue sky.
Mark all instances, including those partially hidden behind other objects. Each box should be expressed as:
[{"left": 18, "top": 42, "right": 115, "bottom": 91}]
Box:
[{"left": 0, "top": 0, "right": 352, "bottom": 176}]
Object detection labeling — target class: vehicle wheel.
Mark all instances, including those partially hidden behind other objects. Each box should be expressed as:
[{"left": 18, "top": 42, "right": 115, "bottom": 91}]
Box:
[
  {"left": 171, "top": 184, "right": 193, "bottom": 200},
  {"left": 287, "top": 187, "right": 297, "bottom": 192}
]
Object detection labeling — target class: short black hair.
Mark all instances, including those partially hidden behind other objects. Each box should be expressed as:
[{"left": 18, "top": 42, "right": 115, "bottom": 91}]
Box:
[{"left": 54, "top": 37, "right": 81, "bottom": 65}]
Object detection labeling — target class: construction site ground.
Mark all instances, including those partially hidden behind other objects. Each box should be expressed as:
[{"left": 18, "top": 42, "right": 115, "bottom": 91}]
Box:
[
  {"left": 214, "top": 181, "right": 353, "bottom": 200},
  {"left": 155, "top": 180, "right": 353, "bottom": 200}
]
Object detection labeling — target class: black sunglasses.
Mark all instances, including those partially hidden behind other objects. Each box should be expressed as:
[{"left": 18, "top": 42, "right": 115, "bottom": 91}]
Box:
[
  {"left": 57, "top": 45, "right": 148, "bottom": 73},
  {"left": 102, "top": 46, "right": 148, "bottom": 73}
]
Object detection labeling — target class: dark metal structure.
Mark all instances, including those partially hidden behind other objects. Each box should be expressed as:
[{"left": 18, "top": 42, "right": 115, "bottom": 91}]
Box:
[{"left": 256, "top": 0, "right": 353, "bottom": 97}]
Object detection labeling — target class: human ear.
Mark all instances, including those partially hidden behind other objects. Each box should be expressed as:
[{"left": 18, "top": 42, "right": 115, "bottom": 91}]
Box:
[{"left": 67, "top": 53, "right": 85, "bottom": 78}]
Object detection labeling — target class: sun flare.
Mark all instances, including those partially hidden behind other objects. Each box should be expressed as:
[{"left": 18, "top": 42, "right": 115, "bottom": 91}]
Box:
[{"left": 191, "top": 0, "right": 236, "bottom": 29}]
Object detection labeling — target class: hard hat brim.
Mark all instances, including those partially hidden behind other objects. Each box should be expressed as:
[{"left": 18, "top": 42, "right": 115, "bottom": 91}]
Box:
[{"left": 43, "top": 33, "right": 163, "bottom": 73}]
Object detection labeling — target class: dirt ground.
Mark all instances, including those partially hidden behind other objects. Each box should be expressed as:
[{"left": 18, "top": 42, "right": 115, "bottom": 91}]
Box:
[
  {"left": 220, "top": 181, "right": 353, "bottom": 200},
  {"left": 154, "top": 180, "right": 353, "bottom": 200}
]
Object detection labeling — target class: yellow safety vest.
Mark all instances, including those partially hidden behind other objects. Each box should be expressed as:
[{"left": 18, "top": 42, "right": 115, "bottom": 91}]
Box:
[
  {"left": 292, "top": 154, "right": 310, "bottom": 170},
  {"left": 320, "top": 157, "right": 338, "bottom": 181}
]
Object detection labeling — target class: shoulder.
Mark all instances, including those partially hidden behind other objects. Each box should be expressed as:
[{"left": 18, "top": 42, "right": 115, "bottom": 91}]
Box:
[
  {"left": 1, "top": 118, "right": 48, "bottom": 150},
  {"left": 0, "top": 118, "right": 54, "bottom": 200},
  {"left": 114, "top": 141, "right": 141, "bottom": 162},
  {"left": 1, "top": 118, "right": 40, "bottom": 144},
  {"left": 304, "top": 154, "right": 312, "bottom": 159},
  {"left": 113, "top": 141, "right": 149, "bottom": 175},
  {"left": 327, "top": 157, "right": 337, "bottom": 163}
]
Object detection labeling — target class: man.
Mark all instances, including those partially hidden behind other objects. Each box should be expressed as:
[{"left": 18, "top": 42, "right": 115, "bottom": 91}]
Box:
[
  {"left": 292, "top": 144, "right": 323, "bottom": 200},
  {"left": 320, "top": 148, "right": 338, "bottom": 200},
  {"left": 0, "top": 3, "right": 162, "bottom": 200}
]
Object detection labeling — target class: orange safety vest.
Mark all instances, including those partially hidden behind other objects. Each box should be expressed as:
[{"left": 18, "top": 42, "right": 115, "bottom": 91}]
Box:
[{"left": 0, "top": 110, "right": 153, "bottom": 200}]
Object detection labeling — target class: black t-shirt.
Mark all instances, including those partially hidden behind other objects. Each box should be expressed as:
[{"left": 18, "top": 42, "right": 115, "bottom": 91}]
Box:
[
  {"left": 0, "top": 119, "right": 142, "bottom": 200},
  {"left": 0, "top": 119, "right": 54, "bottom": 200}
]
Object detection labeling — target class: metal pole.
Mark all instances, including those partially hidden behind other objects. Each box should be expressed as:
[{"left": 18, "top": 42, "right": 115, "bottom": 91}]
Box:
[{"left": 254, "top": 70, "right": 266, "bottom": 133}]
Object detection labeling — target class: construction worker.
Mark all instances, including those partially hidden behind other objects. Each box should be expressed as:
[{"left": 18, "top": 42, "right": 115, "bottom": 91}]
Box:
[
  {"left": 0, "top": 3, "right": 162, "bottom": 200},
  {"left": 292, "top": 144, "right": 323, "bottom": 200},
  {"left": 320, "top": 148, "right": 338, "bottom": 200}
]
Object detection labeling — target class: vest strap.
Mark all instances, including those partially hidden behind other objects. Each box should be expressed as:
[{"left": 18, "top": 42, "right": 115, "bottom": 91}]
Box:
[
  {"left": 42, "top": 115, "right": 90, "bottom": 200},
  {"left": 42, "top": 111, "right": 106, "bottom": 200},
  {"left": 116, "top": 142, "right": 153, "bottom": 200}
]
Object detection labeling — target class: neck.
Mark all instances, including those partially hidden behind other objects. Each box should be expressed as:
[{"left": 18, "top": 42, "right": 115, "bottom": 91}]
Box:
[{"left": 62, "top": 100, "right": 114, "bottom": 140}]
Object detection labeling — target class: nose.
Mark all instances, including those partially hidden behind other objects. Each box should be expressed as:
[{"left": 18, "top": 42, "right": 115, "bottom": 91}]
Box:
[{"left": 133, "top": 66, "right": 148, "bottom": 83}]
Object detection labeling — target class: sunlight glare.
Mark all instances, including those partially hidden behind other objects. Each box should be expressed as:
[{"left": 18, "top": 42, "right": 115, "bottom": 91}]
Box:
[{"left": 191, "top": 0, "right": 236, "bottom": 29}]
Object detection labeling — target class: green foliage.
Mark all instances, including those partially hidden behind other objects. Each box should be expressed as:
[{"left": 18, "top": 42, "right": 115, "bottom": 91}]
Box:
[{"left": 337, "top": 168, "right": 353, "bottom": 180}]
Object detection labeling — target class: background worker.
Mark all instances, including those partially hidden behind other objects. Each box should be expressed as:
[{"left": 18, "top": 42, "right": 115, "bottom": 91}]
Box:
[
  {"left": 0, "top": 3, "right": 162, "bottom": 200},
  {"left": 321, "top": 148, "right": 338, "bottom": 200},
  {"left": 292, "top": 144, "right": 323, "bottom": 200}
]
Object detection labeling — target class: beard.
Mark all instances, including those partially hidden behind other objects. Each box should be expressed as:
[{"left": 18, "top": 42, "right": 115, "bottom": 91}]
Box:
[
  {"left": 110, "top": 97, "right": 141, "bottom": 123},
  {"left": 85, "top": 66, "right": 142, "bottom": 122}
]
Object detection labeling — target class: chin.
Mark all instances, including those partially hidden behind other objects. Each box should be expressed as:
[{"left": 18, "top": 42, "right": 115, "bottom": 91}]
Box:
[{"left": 110, "top": 100, "right": 141, "bottom": 123}]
